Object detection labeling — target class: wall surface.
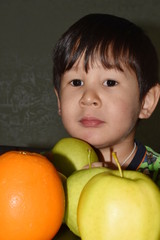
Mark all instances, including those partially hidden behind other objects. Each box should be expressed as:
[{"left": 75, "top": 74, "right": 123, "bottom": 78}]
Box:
[{"left": 0, "top": 0, "right": 159, "bottom": 151}]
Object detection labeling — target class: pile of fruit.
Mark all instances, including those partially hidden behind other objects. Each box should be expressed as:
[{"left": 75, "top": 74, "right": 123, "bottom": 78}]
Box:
[{"left": 0, "top": 138, "right": 160, "bottom": 240}]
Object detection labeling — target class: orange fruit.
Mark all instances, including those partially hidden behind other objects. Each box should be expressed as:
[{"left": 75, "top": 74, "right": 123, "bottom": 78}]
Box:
[{"left": 0, "top": 151, "right": 65, "bottom": 240}]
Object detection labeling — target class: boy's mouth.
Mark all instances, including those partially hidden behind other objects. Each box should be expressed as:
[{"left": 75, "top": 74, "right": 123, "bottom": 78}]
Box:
[{"left": 79, "top": 117, "right": 105, "bottom": 127}]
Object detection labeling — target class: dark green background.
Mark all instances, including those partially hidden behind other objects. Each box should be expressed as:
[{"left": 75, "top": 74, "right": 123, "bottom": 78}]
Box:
[{"left": 0, "top": 0, "right": 159, "bottom": 151}]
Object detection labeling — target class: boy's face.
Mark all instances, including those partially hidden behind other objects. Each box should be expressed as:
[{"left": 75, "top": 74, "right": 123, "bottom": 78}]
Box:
[{"left": 55, "top": 57, "right": 143, "bottom": 150}]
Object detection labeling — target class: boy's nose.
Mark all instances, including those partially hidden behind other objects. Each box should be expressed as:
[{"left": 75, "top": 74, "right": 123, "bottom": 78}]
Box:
[{"left": 79, "top": 90, "right": 101, "bottom": 107}]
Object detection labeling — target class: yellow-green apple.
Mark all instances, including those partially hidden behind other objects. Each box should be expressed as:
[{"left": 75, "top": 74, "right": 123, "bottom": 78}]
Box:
[
  {"left": 45, "top": 138, "right": 98, "bottom": 177},
  {"left": 77, "top": 170, "right": 160, "bottom": 240},
  {"left": 64, "top": 167, "right": 110, "bottom": 236}
]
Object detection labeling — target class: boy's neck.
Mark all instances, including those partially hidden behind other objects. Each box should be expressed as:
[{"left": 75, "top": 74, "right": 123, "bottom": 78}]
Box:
[{"left": 95, "top": 142, "right": 137, "bottom": 169}]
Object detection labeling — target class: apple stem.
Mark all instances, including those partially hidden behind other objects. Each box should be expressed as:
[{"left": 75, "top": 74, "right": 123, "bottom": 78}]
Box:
[
  {"left": 87, "top": 148, "right": 92, "bottom": 168},
  {"left": 112, "top": 152, "right": 123, "bottom": 178}
]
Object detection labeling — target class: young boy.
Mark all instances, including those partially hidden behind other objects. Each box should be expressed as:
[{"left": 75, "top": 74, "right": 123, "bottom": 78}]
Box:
[{"left": 52, "top": 14, "right": 160, "bottom": 186}]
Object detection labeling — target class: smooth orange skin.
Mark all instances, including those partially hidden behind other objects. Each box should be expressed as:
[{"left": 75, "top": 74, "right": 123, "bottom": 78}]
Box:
[{"left": 0, "top": 151, "right": 65, "bottom": 240}]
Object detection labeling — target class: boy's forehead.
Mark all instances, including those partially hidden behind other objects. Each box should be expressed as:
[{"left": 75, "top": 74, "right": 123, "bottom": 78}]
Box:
[
  {"left": 71, "top": 51, "right": 112, "bottom": 71},
  {"left": 65, "top": 45, "right": 137, "bottom": 81},
  {"left": 67, "top": 53, "right": 137, "bottom": 80},
  {"left": 69, "top": 43, "right": 128, "bottom": 72},
  {"left": 70, "top": 52, "right": 117, "bottom": 72}
]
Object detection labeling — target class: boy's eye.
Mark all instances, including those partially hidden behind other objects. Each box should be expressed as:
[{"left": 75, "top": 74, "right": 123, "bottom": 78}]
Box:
[
  {"left": 70, "top": 79, "right": 84, "bottom": 86},
  {"left": 103, "top": 79, "right": 118, "bottom": 87}
]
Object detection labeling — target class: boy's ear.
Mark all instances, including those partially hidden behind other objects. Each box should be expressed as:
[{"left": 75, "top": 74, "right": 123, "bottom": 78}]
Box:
[
  {"left": 54, "top": 88, "right": 61, "bottom": 116},
  {"left": 139, "top": 84, "right": 160, "bottom": 119}
]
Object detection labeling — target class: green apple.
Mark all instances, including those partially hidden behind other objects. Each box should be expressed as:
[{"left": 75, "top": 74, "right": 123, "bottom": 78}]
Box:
[
  {"left": 64, "top": 167, "right": 110, "bottom": 236},
  {"left": 45, "top": 138, "right": 98, "bottom": 177},
  {"left": 77, "top": 170, "right": 160, "bottom": 240}
]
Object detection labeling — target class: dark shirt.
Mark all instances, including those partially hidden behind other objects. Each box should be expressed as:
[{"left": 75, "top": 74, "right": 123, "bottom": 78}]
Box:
[{"left": 127, "top": 141, "right": 160, "bottom": 187}]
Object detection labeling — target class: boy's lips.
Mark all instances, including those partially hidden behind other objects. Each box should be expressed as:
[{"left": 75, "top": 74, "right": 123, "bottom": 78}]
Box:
[{"left": 79, "top": 117, "right": 105, "bottom": 127}]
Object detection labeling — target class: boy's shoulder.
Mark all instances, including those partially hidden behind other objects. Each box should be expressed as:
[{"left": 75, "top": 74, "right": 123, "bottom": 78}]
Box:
[{"left": 138, "top": 145, "right": 160, "bottom": 187}]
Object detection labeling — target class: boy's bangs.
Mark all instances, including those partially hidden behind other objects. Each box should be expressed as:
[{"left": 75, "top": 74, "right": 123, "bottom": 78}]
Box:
[{"left": 65, "top": 37, "right": 133, "bottom": 73}]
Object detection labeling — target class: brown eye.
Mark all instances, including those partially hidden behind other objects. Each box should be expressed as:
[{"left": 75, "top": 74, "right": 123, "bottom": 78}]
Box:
[
  {"left": 103, "top": 80, "right": 118, "bottom": 87},
  {"left": 70, "top": 79, "right": 83, "bottom": 86}
]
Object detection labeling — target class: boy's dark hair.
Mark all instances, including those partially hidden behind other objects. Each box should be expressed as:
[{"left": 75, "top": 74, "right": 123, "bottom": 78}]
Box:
[{"left": 53, "top": 13, "right": 159, "bottom": 100}]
